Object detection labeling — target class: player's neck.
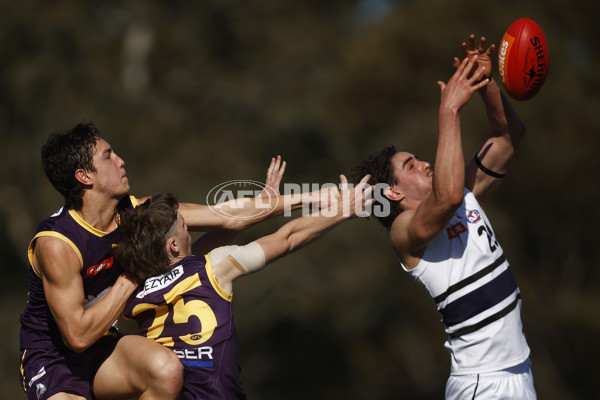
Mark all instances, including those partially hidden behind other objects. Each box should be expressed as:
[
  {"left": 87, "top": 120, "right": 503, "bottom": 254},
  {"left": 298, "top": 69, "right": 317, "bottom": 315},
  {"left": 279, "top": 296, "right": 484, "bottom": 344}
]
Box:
[{"left": 75, "top": 194, "right": 123, "bottom": 233}]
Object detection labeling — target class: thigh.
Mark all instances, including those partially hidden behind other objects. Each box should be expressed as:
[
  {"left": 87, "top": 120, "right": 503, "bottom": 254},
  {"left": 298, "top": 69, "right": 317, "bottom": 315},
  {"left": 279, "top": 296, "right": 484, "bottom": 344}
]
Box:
[
  {"left": 48, "top": 394, "right": 87, "bottom": 400},
  {"left": 93, "top": 335, "right": 181, "bottom": 399}
]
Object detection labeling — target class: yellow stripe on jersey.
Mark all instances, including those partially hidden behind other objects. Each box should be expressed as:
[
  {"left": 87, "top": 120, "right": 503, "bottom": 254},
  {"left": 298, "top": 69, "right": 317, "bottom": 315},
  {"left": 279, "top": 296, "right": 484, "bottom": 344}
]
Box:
[
  {"left": 205, "top": 254, "right": 233, "bottom": 302},
  {"left": 28, "top": 232, "right": 84, "bottom": 276},
  {"left": 68, "top": 209, "right": 113, "bottom": 236}
]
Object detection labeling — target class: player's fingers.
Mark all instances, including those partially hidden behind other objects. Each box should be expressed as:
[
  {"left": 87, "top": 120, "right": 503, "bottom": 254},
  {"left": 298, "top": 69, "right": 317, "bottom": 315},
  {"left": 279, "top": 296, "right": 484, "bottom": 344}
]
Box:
[
  {"left": 468, "top": 65, "right": 487, "bottom": 84},
  {"left": 272, "top": 155, "right": 281, "bottom": 171},
  {"left": 454, "top": 56, "right": 468, "bottom": 76},
  {"left": 459, "top": 56, "right": 475, "bottom": 80},
  {"left": 266, "top": 157, "right": 276, "bottom": 175},
  {"left": 468, "top": 34, "right": 476, "bottom": 51},
  {"left": 277, "top": 160, "right": 286, "bottom": 177},
  {"left": 472, "top": 78, "right": 490, "bottom": 92},
  {"left": 453, "top": 56, "right": 461, "bottom": 68},
  {"left": 478, "top": 36, "right": 486, "bottom": 53},
  {"left": 362, "top": 197, "right": 377, "bottom": 218},
  {"left": 362, "top": 182, "right": 374, "bottom": 198},
  {"left": 339, "top": 174, "right": 348, "bottom": 190},
  {"left": 460, "top": 42, "right": 468, "bottom": 58},
  {"left": 354, "top": 174, "right": 371, "bottom": 191}
]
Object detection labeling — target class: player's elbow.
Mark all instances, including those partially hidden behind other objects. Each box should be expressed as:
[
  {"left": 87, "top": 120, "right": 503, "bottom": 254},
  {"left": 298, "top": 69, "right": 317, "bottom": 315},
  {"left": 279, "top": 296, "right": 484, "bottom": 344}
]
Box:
[
  {"left": 447, "top": 191, "right": 464, "bottom": 208},
  {"left": 286, "top": 232, "right": 311, "bottom": 254},
  {"left": 61, "top": 330, "right": 96, "bottom": 353},
  {"left": 437, "top": 186, "right": 463, "bottom": 210},
  {"left": 217, "top": 215, "right": 258, "bottom": 232},
  {"left": 62, "top": 336, "right": 91, "bottom": 353}
]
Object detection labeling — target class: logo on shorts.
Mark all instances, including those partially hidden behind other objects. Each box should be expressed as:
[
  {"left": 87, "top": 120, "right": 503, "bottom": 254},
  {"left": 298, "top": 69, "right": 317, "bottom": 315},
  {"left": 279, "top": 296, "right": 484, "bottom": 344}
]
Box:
[
  {"left": 36, "top": 382, "right": 47, "bottom": 398},
  {"left": 28, "top": 366, "right": 46, "bottom": 388},
  {"left": 467, "top": 210, "right": 481, "bottom": 223}
]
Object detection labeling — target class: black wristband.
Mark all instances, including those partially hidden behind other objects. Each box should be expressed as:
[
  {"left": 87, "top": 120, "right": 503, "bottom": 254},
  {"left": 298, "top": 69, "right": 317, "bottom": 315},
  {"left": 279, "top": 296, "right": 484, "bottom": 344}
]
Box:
[{"left": 473, "top": 154, "right": 506, "bottom": 178}]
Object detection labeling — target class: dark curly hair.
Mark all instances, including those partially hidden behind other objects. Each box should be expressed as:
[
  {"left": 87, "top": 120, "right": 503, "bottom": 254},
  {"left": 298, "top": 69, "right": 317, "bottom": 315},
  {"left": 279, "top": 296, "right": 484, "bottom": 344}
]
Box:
[
  {"left": 350, "top": 146, "right": 400, "bottom": 229},
  {"left": 115, "top": 193, "right": 180, "bottom": 282},
  {"left": 41, "top": 122, "right": 102, "bottom": 210}
]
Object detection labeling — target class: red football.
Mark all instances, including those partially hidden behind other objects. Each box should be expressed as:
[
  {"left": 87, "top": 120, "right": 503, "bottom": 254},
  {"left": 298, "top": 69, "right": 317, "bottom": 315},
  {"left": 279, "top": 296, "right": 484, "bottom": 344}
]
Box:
[{"left": 497, "top": 18, "right": 549, "bottom": 101}]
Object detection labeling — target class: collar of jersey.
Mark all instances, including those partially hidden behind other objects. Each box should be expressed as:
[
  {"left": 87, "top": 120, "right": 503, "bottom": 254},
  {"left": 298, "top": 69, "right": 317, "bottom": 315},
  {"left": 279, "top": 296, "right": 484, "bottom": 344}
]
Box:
[{"left": 68, "top": 209, "right": 112, "bottom": 237}]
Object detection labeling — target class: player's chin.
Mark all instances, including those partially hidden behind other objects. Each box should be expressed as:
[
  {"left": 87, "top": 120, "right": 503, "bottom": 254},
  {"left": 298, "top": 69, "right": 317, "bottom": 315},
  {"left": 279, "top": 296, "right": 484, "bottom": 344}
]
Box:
[{"left": 121, "top": 180, "right": 131, "bottom": 194}]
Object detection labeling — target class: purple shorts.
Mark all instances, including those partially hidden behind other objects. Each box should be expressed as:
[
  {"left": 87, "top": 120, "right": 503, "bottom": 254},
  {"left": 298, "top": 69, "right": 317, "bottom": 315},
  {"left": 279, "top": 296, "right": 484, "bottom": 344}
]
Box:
[{"left": 20, "top": 334, "right": 120, "bottom": 400}]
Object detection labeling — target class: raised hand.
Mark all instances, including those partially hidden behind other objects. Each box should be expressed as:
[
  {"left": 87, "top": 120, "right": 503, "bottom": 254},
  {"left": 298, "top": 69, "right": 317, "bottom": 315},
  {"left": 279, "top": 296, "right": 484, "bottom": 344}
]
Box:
[
  {"left": 453, "top": 34, "right": 495, "bottom": 80},
  {"left": 337, "top": 174, "right": 374, "bottom": 218},
  {"left": 260, "top": 155, "right": 286, "bottom": 197},
  {"left": 438, "top": 56, "right": 490, "bottom": 112}
]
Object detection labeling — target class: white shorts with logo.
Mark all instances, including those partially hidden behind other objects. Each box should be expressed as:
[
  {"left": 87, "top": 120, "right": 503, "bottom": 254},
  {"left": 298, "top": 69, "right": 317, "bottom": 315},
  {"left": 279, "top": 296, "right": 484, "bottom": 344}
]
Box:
[{"left": 445, "top": 359, "right": 536, "bottom": 400}]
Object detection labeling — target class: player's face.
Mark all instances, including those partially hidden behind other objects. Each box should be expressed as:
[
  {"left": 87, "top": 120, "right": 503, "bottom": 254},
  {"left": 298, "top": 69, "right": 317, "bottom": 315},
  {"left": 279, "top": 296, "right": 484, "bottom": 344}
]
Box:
[
  {"left": 389, "top": 151, "right": 432, "bottom": 203},
  {"left": 89, "top": 138, "right": 130, "bottom": 198},
  {"left": 173, "top": 212, "right": 192, "bottom": 256}
]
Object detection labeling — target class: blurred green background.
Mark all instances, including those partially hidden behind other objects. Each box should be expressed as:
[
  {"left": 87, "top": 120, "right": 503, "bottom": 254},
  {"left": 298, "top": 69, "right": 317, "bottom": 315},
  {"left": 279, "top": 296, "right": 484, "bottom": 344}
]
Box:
[{"left": 2, "top": 0, "right": 598, "bottom": 399}]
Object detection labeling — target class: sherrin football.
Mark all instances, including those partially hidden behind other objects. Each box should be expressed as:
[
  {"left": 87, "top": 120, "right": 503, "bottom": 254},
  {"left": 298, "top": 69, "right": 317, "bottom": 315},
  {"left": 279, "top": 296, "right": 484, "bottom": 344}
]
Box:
[{"left": 498, "top": 18, "right": 549, "bottom": 101}]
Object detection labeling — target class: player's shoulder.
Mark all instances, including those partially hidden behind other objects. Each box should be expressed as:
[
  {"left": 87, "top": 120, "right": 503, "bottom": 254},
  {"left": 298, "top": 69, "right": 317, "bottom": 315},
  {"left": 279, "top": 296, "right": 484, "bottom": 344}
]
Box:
[
  {"left": 33, "top": 235, "right": 81, "bottom": 276},
  {"left": 388, "top": 210, "right": 425, "bottom": 270},
  {"left": 388, "top": 211, "right": 413, "bottom": 250}
]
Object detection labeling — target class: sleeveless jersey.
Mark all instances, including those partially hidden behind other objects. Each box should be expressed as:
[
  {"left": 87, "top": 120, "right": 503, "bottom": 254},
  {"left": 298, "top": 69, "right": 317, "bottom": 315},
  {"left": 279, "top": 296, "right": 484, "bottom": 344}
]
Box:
[
  {"left": 124, "top": 254, "right": 245, "bottom": 400},
  {"left": 19, "top": 195, "right": 138, "bottom": 350},
  {"left": 403, "top": 189, "right": 530, "bottom": 375}
]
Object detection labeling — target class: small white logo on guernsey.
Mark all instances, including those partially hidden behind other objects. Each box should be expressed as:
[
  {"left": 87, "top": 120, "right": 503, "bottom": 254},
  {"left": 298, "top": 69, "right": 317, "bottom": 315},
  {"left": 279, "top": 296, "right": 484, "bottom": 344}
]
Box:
[
  {"left": 467, "top": 210, "right": 481, "bottom": 223},
  {"left": 51, "top": 207, "right": 64, "bottom": 218},
  {"left": 137, "top": 265, "right": 184, "bottom": 298}
]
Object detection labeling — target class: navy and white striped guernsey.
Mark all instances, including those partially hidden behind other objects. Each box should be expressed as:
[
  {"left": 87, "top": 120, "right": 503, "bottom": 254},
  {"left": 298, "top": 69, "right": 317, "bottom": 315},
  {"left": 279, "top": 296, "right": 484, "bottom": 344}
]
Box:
[{"left": 402, "top": 189, "right": 530, "bottom": 375}]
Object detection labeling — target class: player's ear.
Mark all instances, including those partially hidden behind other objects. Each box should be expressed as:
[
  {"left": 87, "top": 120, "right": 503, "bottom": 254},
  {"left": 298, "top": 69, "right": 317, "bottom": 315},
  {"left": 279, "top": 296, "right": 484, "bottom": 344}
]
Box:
[
  {"left": 167, "top": 237, "right": 178, "bottom": 254},
  {"left": 384, "top": 185, "right": 404, "bottom": 202},
  {"left": 74, "top": 169, "right": 93, "bottom": 185}
]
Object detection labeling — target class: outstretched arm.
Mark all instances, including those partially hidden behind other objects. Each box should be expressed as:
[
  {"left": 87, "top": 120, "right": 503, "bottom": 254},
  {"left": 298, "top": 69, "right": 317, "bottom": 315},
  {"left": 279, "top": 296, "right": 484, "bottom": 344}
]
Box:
[
  {"left": 458, "top": 34, "right": 526, "bottom": 199},
  {"left": 258, "top": 174, "right": 372, "bottom": 264},
  {"left": 210, "top": 175, "right": 374, "bottom": 294},
  {"left": 135, "top": 155, "right": 317, "bottom": 232},
  {"left": 191, "top": 155, "right": 287, "bottom": 255}
]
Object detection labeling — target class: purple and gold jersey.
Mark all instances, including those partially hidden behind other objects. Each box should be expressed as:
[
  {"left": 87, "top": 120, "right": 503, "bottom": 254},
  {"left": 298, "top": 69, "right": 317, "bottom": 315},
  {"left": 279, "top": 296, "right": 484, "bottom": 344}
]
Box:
[
  {"left": 19, "top": 195, "right": 138, "bottom": 350},
  {"left": 124, "top": 254, "right": 246, "bottom": 400}
]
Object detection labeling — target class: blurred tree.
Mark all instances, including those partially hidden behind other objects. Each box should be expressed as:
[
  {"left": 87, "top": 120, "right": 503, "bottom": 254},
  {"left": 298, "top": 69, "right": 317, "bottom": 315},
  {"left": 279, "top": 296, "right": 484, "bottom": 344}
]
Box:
[{"left": 1, "top": 0, "right": 599, "bottom": 398}]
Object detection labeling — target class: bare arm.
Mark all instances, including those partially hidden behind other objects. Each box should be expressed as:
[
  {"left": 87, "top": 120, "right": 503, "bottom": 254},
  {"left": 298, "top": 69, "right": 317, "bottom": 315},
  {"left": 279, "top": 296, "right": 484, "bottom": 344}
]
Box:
[
  {"left": 34, "top": 237, "right": 138, "bottom": 353},
  {"left": 459, "top": 35, "right": 526, "bottom": 199},
  {"left": 191, "top": 155, "right": 287, "bottom": 254},
  {"left": 211, "top": 175, "right": 373, "bottom": 293},
  {"left": 390, "top": 56, "right": 489, "bottom": 269},
  {"left": 259, "top": 174, "right": 372, "bottom": 265}
]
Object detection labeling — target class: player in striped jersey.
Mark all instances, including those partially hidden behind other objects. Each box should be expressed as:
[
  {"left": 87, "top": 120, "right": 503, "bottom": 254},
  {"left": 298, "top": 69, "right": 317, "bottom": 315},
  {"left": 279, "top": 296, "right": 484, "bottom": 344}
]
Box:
[
  {"left": 114, "top": 179, "right": 372, "bottom": 399},
  {"left": 351, "top": 36, "right": 536, "bottom": 399}
]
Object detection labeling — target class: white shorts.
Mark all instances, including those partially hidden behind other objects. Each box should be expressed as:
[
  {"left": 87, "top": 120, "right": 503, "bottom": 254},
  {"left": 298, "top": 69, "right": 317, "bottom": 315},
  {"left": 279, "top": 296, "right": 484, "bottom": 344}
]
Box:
[{"left": 445, "top": 359, "right": 536, "bottom": 400}]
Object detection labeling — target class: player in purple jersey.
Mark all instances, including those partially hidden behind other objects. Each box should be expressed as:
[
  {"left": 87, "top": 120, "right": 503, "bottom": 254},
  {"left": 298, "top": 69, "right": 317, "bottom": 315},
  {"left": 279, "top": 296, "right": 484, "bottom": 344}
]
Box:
[
  {"left": 351, "top": 36, "right": 536, "bottom": 398},
  {"left": 114, "top": 181, "right": 373, "bottom": 399},
  {"left": 19, "top": 121, "right": 319, "bottom": 400}
]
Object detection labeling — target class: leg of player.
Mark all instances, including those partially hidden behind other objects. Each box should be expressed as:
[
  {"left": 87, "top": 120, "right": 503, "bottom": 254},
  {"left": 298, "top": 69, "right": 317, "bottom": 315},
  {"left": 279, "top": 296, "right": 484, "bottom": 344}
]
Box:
[
  {"left": 93, "top": 335, "right": 183, "bottom": 399},
  {"left": 48, "top": 394, "right": 86, "bottom": 399}
]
